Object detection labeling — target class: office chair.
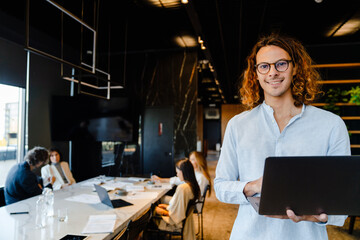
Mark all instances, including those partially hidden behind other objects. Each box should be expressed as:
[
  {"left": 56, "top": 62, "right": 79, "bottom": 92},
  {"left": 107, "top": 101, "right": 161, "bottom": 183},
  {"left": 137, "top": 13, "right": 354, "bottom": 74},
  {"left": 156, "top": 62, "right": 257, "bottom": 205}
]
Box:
[
  {"left": 348, "top": 216, "right": 358, "bottom": 234},
  {"left": 147, "top": 199, "right": 196, "bottom": 240},
  {"left": 112, "top": 206, "right": 152, "bottom": 240},
  {"left": 0, "top": 187, "right": 5, "bottom": 207},
  {"left": 194, "top": 185, "right": 210, "bottom": 240},
  {"left": 124, "top": 206, "right": 153, "bottom": 240},
  {"left": 112, "top": 227, "right": 127, "bottom": 240}
]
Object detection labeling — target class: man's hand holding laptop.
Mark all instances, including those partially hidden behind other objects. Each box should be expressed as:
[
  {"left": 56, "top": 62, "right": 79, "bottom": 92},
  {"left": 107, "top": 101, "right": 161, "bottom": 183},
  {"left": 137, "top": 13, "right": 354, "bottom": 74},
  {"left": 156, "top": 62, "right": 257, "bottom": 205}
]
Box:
[{"left": 244, "top": 176, "right": 328, "bottom": 223}]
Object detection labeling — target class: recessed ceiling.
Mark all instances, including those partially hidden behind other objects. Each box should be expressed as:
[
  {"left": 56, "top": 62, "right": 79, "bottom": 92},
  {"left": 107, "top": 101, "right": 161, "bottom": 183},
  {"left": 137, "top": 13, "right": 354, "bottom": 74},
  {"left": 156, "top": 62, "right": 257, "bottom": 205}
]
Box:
[{"left": 1, "top": 0, "right": 360, "bottom": 105}]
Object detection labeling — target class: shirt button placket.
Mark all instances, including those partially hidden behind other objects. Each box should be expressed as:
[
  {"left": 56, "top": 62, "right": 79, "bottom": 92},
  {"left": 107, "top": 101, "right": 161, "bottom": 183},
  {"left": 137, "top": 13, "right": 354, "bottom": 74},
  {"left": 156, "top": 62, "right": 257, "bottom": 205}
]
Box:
[{"left": 275, "top": 136, "right": 282, "bottom": 156}]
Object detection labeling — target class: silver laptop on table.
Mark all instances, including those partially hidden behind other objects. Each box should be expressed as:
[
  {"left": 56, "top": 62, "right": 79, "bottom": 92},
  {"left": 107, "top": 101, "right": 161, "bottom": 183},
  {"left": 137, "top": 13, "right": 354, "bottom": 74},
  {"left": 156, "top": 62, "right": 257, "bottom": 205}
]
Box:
[{"left": 94, "top": 184, "right": 133, "bottom": 208}]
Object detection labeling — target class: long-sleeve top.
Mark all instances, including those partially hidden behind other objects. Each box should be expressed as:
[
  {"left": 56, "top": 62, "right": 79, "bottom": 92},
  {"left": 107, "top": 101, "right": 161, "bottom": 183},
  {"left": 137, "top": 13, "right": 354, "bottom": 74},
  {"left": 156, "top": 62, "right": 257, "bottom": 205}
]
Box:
[
  {"left": 170, "top": 171, "right": 209, "bottom": 196},
  {"left": 214, "top": 102, "right": 351, "bottom": 240},
  {"left": 158, "top": 183, "right": 196, "bottom": 240},
  {"left": 4, "top": 162, "right": 43, "bottom": 205},
  {"left": 41, "top": 161, "right": 76, "bottom": 190}
]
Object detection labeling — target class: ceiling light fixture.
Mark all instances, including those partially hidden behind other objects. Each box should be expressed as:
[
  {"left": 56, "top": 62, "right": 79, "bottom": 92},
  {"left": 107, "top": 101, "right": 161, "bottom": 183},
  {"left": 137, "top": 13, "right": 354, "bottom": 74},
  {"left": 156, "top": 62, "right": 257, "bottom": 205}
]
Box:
[
  {"left": 202, "top": 78, "right": 212, "bottom": 83},
  {"left": 327, "top": 10, "right": 360, "bottom": 37},
  {"left": 207, "top": 87, "right": 217, "bottom": 91},
  {"left": 199, "top": 59, "right": 209, "bottom": 69},
  {"left": 181, "top": 0, "right": 188, "bottom": 4},
  {"left": 328, "top": 19, "right": 360, "bottom": 37},
  {"left": 198, "top": 36, "right": 206, "bottom": 50},
  {"left": 174, "top": 35, "right": 197, "bottom": 48},
  {"left": 146, "top": 0, "right": 181, "bottom": 8}
]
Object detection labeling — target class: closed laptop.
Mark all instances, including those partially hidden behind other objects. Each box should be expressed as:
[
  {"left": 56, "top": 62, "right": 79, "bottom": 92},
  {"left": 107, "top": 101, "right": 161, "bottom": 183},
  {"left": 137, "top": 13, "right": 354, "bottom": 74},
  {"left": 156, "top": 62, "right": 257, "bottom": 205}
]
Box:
[{"left": 248, "top": 156, "right": 360, "bottom": 215}]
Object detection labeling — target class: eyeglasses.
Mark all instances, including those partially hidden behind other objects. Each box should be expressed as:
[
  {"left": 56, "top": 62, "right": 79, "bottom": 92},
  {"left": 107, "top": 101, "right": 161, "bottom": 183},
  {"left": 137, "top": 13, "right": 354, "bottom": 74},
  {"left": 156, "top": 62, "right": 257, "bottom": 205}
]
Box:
[{"left": 255, "top": 59, "right": 293, "bottom": 74}]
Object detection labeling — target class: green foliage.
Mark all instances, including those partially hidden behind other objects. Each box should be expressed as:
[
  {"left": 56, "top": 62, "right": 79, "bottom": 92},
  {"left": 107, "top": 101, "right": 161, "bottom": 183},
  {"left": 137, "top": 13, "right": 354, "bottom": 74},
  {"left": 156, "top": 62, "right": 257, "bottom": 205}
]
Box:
[
  {"left": 323, "top": 88, "right": 348, "bottom": 115},
  {"left": 323, "top": 86, "right": 360, "bottom": 138},
  {"left": 346, "top": 86, "right": 360, "bottom": 105}
]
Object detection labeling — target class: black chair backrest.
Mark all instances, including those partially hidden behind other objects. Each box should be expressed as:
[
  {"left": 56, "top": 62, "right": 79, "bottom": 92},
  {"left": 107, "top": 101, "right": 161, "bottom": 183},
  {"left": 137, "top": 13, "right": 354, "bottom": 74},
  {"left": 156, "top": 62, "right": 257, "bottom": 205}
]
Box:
[
  {"left": 0, "top": 187, "right": 5, "bottom": 207},
  {"left": 126, "top": 206, "right": 153, "bottom": 240},
  {"left": 202, "top": 185, "right": 210, "bottom": 200},
  {"left": 112, "top": 227, "right": 127, "bottom": 240},
  {"left": 195, "top": 184, "right": 210, "bottom": 213},
  {"left": 180, "top": 199, "right": 196, "bottom": 236}
]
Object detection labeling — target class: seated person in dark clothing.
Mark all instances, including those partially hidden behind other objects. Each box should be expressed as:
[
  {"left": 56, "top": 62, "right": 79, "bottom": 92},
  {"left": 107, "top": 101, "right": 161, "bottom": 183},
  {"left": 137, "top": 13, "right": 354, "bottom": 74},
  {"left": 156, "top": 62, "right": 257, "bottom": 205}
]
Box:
[{"left": 4, "top": 146, "right": 52, "bottom": 205}]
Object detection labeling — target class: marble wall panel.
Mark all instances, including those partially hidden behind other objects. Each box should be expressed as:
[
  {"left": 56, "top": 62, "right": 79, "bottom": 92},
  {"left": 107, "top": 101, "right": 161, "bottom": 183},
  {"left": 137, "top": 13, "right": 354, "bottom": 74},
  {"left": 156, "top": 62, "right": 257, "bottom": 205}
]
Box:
[{"left": 142, "top": 51, "right": 198, "bottom": 157}]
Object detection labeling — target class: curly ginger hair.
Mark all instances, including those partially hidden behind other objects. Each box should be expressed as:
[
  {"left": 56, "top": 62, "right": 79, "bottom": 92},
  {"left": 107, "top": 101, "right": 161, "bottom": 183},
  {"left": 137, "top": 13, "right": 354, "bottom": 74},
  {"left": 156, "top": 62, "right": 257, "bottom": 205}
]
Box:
[{"left": 239, "top": 33, "right": 323, "bottom": 110}]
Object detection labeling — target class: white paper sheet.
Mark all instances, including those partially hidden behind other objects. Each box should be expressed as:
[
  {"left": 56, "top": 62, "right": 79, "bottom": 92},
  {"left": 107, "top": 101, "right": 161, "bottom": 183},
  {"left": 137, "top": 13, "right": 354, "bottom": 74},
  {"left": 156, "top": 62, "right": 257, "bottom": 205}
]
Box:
[
  {"left": 100, "top": 182, "right": 129, "bottom": 191},
  {"left": 127, "top": 177, "right": 148, "bottom": 182},
  {"left": 82, "top": 214, "right": 116, "bottom": 234},
  {"left": 146, "top": 183, "right": 173, "bottom": 190},
  {"left": 65, "top": 194, "right": 100, "bottom": 204},
  {"left": 126, "top": 191, "right": 158, "bottom": 199},
  {"left": 125, "top": 185, "right": 145, "bottom": 192},
  {"left": 80, "top": 180, "right": 102, "bottom": 187}
]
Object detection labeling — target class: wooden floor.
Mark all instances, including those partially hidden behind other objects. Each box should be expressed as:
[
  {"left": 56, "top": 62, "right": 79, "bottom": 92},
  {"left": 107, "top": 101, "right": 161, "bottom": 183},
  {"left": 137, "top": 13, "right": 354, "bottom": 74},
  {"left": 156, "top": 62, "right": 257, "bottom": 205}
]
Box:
[{"left": 195, "top": 153, "right": 360, "bottom": 240}]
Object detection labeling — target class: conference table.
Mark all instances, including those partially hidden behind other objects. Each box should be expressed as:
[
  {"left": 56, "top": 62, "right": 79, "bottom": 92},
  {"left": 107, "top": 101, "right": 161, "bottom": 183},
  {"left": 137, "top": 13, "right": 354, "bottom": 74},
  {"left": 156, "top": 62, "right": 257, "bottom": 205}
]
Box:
[{"left": 0, "top": 176, "right": 171, "bottom": 240}]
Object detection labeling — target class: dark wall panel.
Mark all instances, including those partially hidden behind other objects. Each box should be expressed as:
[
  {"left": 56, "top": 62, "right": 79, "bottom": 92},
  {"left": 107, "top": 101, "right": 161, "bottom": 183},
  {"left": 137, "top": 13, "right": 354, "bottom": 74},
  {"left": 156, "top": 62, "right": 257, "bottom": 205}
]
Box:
[
  {"left": 28, "top": 53, "right": 71, "bottom": 149},
  {"left": 0, "top": 38, "right": 26, "bottom": 88}
]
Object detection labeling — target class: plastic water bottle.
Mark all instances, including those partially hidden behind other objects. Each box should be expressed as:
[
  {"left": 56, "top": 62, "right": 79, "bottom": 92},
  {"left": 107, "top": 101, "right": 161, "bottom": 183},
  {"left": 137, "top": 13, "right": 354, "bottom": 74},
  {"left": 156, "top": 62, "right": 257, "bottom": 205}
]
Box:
[
  {"left": 36, "top": 196, "right": 47, "bottom": 228},
  {"left": 43, "top": 188, "right": 54, "bottom": 217}
]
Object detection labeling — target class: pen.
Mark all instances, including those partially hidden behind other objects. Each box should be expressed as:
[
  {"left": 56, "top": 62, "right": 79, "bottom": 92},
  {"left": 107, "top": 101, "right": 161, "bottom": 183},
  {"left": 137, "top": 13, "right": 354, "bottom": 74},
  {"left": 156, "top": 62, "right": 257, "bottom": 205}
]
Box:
[{"left": 10, "top": 212, "right": 29, "bottom": 215}]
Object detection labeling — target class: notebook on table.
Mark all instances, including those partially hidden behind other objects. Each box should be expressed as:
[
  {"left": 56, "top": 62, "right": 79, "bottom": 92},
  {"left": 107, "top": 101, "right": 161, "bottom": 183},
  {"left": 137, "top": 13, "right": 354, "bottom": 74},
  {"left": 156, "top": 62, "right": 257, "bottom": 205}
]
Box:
[
  {"left": 247, "top": 156, "right": 360, "bottom": 215},
  {"left": 94, "top": 184, "right": 133, "bottom": 208}
]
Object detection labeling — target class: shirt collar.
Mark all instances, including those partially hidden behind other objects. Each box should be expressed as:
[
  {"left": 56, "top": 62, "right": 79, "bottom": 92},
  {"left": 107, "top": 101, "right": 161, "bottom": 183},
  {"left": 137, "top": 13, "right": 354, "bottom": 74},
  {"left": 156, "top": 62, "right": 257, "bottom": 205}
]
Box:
[{"left": 261, "top": 101, "right": 306, "bottom": 119}]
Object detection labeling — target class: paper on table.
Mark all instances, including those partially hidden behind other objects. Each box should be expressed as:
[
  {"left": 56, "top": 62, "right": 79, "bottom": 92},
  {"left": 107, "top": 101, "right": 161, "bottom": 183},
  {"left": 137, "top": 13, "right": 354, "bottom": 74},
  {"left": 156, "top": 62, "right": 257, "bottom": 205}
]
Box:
[
  {"left": 146, "top": 183, "right": 173, "bottom": 190},
  {"left": 82, "top": 214, "right": 116, "bottom": 234},
  {"left": 101, "top": 182, "right": 129, "bottom": 191},
  {"left": 126, "top": 191, "right": 158, "bottom": 199},
  {"left": 81, "top": 180, "right": 102, "bottom": 187},
  {"left": 65, "top": 194, "right": 100, "bottom": 204},
  {"left": 127, "top": 177, "right": 148, "bottom": 182},
  {"left": 126, "top": 185, "right": 145, "bottom": 192}
]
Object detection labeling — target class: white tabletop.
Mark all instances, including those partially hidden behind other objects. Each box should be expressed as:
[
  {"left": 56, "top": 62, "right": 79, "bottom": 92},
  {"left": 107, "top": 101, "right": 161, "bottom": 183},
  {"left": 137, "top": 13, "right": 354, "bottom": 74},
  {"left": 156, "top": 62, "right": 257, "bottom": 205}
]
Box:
[{"left": 0, "top": 176, "right": 170, "bottom": 240}]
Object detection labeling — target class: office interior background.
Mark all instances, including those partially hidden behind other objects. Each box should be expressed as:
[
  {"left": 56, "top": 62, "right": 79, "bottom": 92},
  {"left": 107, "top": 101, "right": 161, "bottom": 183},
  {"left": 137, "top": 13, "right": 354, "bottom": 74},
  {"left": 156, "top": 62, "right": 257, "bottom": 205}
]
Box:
[{"left": 0, "top": 0, "right": 360, "bottom": 214}]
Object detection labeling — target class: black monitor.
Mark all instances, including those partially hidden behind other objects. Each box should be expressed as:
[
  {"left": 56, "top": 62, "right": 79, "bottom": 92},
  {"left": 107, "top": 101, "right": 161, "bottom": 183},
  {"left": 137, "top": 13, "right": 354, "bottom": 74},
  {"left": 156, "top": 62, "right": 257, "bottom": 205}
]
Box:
[{"left": 50, "top": 95, "right": 133, "bottom": 142}]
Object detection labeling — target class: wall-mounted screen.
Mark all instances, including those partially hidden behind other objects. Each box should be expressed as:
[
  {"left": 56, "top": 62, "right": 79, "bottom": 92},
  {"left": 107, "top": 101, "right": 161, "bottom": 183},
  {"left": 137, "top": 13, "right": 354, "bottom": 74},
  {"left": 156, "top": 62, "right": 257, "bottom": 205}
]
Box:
[{"left": 50, "top": 95, "right": 133, "bottom": 142}]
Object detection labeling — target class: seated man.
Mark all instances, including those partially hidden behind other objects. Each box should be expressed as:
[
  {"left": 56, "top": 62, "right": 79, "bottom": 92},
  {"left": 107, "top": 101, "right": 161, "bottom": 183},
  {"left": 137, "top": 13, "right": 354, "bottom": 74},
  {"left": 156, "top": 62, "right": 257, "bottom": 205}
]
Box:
[{"left": 4, "top": 146, "right": 52, "bottom": 205}]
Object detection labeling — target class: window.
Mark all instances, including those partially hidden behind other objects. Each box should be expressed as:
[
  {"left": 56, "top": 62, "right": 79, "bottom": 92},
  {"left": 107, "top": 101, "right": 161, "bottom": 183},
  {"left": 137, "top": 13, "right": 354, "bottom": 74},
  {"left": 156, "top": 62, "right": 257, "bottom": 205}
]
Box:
[
  {"left": 101, "top": 141, "right": 122, "bottom": 167},
  {"left": 0, "top": 84, "right": 25, "bottom": 187}
]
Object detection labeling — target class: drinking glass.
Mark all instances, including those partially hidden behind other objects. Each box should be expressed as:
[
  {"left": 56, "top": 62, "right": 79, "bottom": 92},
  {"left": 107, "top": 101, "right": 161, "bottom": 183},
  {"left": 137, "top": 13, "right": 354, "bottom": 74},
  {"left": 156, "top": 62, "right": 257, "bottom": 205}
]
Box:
[{"left": 57, "top": 208, "right": 68, "bottom": 222}]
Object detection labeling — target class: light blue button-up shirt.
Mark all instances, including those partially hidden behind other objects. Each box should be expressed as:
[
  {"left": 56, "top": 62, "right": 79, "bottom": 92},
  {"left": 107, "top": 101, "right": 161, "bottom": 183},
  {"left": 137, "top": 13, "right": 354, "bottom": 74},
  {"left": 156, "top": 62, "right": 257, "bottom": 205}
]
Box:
[{"left": 214, "top": 102, "right": 351, "bottom": 240}]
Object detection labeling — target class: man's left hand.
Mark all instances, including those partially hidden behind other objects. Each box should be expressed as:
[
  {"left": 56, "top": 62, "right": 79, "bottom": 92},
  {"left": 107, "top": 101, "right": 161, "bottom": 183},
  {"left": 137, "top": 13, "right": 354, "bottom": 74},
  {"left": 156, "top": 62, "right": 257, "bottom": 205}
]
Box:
[
  {"left": 265, "top": 209, "right": 328, "bottom": 223},
  {"left": 286, "top": 209, "right": 328, "bottom": 223}
]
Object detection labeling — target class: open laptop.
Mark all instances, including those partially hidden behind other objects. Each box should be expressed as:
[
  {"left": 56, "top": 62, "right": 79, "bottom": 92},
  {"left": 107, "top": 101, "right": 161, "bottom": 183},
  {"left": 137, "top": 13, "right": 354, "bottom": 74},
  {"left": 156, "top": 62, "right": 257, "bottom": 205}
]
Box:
[
  {"left": 94, "top": 184, "right": 133, "bottom": 208},
  {"left": 247, "top": 156, "right": 360, "bottom": 215}
]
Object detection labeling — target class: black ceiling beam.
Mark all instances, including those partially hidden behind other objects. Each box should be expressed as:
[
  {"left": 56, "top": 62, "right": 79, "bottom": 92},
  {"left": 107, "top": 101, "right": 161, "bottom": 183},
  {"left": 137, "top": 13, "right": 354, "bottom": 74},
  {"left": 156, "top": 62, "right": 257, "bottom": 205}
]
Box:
[
  {"left": 214, "top": 0, "right": 231, "bottom": 101},
  {"left": 185, "top": 1, "right": 227, "bottom": 104}
]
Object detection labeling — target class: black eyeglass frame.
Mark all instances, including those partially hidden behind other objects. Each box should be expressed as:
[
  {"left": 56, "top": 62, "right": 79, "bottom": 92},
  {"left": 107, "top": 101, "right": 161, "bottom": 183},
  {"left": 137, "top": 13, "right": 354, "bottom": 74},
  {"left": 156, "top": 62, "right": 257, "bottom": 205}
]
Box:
[{"left": 255, "top": 59, "right": 293, "bottom": 74}]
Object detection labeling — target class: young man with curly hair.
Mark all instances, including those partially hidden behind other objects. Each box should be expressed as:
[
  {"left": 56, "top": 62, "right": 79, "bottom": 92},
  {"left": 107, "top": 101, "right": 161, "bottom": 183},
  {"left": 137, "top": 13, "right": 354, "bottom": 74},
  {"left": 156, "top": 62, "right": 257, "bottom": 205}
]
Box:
[{"left": 214, "top": 33, "right": 350, "bottom": 240}]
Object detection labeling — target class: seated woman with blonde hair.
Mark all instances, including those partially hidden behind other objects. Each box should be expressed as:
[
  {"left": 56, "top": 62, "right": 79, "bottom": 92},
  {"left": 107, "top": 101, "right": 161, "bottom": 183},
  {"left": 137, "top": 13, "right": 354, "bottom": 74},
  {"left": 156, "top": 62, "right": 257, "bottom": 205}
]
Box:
[
  {"left": 153, "top": 158, "right": 200, "bottom": 240},
  {"left": 41, "top": 147, "right": 76, "bottom": 190}
]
